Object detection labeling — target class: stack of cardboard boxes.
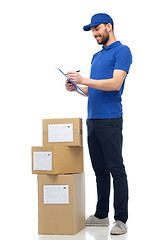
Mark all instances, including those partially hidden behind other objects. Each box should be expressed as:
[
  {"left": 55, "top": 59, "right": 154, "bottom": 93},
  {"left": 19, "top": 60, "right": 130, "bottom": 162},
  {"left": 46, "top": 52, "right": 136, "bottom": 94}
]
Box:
[{"left": 32, "top": 118, "right": 85, "bottom": 235}]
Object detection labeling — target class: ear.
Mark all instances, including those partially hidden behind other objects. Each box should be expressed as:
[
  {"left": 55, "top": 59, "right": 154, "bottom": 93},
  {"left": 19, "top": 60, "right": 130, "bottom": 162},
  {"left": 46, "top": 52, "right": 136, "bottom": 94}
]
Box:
[{"left": 107, "top": 23, "right": 113, "bottom": 32}]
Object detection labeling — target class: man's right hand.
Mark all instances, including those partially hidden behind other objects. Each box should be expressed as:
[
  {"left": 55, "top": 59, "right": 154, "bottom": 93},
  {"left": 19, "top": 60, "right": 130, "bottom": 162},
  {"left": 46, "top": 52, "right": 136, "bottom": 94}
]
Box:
[{"left": 65, "top": 80, "right": 76, "bottom": 91}]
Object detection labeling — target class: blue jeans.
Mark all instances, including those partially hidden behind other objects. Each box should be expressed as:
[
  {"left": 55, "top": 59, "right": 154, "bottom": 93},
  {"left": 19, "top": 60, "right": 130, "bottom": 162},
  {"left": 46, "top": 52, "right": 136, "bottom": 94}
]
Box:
[{"left": 87, "top": 117, "right": 128, "bottom": 223}]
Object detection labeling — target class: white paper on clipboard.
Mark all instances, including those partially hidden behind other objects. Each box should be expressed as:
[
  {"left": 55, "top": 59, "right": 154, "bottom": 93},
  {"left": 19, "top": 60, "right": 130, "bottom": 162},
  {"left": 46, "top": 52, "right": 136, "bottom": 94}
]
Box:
[{"left": 56, "top": 67, "right": 87, "bottom": 96}]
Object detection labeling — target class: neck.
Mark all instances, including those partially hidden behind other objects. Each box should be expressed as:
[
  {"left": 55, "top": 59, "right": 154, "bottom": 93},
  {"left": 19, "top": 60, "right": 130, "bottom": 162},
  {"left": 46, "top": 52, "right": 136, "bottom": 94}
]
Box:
[{"left": 103, "top": 34, "right": 117, "bottom": 47}]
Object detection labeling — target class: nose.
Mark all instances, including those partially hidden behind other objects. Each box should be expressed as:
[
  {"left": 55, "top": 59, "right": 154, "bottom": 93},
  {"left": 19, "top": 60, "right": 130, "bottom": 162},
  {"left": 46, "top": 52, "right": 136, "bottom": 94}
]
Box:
[{"left": 92, "top": 29, "right": 97, "bottom": 37}]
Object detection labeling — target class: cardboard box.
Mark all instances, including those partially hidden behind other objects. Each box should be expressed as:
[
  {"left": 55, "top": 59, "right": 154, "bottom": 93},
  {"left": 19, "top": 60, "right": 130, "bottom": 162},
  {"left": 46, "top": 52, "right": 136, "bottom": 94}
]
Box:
[
  {"left": 32, "top": 146, "right": 84, "bottom": 174},
  {"left": 38, "top": 173, "right": 85, "bottom": 235},
  {"left": 42, "top": 118, "right": 82, "bottom": 147}
]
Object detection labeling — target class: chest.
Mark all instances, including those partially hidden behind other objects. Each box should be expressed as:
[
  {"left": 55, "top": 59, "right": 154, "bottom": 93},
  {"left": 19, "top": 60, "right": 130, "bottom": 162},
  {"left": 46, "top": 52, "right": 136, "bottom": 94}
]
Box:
[{"left": 91, "top": 50, "right": 116, "bottom": 72}]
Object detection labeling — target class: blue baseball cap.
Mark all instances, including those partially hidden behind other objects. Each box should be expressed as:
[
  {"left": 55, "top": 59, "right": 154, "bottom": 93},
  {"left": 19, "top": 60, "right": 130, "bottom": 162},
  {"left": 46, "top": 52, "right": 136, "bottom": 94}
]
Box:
[{"left": 83, "top": 13, "right": 114, "bottom": 31}]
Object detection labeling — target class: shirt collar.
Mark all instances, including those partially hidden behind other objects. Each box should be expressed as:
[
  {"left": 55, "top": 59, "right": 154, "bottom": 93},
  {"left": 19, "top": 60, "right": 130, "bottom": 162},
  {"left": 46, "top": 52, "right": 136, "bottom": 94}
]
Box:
[{"left": 102, "top": 41, "right": 121, "bottom": 50}]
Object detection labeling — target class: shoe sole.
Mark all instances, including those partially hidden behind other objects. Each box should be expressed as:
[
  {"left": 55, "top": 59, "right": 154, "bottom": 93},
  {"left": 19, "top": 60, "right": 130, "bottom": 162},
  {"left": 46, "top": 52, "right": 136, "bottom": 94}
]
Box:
[
  {"left": 86, "top": 224, "right": 109, "bottom": 227},
  {"left": 110, "top": 231, "right": 127, "bottom": 235}
]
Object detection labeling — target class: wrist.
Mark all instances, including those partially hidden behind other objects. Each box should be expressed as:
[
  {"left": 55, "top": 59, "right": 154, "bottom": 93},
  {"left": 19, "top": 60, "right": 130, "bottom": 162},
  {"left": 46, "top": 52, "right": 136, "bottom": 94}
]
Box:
[{"left": 81, "top": 77, "right": 87, "bottom": 85}]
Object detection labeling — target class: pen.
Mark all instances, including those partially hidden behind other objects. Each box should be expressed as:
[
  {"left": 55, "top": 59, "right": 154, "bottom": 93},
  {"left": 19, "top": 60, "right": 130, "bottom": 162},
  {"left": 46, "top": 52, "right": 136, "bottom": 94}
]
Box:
[{"left": 76, "top": 70, "right": 81, "bottom": 72}]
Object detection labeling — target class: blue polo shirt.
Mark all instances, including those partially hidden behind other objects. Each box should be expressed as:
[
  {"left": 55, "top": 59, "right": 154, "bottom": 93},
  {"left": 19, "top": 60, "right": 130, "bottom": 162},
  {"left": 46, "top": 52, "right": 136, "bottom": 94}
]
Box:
[{"left": 87, "top": 41, "right": 132, "bottom": 119}]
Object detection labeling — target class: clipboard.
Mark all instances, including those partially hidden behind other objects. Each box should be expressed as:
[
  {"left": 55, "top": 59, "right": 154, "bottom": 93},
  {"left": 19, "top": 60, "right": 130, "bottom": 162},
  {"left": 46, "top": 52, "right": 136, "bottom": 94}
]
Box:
[{"left": 56, "top": 68, "right": 87, "bottom": 96}]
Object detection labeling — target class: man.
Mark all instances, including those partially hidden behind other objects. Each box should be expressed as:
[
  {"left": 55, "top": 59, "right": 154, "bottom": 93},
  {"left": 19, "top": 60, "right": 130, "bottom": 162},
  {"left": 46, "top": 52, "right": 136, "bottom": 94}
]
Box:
[{"left": 65, "top": 13, "right": 132, "bottom": 235}]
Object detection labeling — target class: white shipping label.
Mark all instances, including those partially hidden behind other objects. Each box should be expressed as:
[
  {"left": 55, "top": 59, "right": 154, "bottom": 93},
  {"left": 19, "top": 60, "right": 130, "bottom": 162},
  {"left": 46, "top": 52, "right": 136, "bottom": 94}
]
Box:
[
  {"left": 43, "top": 185, "right": 69, "bottom": 204},
  {"left": 48, "top": 123, "right": 73, "bottom": 143},
  {"left": 33, "top": 152, "right": 52, "bottom": 171}
]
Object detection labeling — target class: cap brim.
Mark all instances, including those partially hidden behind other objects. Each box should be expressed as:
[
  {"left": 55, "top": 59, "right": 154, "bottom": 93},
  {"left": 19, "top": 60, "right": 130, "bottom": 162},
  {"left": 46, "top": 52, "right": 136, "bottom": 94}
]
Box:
[{"left": 83, "top": 23, "right": 100, "bottom": 31}]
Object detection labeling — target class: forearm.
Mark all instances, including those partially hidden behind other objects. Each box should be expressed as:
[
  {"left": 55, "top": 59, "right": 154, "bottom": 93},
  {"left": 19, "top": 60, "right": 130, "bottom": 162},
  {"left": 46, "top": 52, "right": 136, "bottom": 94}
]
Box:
[
  {"left": 66, "top": 70, "right": 126, "bottom": 92},
  {"left": 76, "top": 86, "right": 88, "bottom": 96},
  {"left": 81, "top": 77, "right": 121, "bottom": 91}
]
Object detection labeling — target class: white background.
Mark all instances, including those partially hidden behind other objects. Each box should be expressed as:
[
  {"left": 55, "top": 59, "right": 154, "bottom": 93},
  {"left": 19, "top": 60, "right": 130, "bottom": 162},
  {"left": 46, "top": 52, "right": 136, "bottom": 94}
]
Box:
[{"left": 0, "top": 0, "right": 165, "bottom": 239}]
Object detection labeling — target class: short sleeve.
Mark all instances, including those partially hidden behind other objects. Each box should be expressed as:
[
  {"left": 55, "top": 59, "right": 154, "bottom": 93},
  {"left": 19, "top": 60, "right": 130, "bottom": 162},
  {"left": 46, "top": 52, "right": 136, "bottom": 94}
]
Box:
[{"left": 114, "top": 46, "right": 132, "bottom": 73}]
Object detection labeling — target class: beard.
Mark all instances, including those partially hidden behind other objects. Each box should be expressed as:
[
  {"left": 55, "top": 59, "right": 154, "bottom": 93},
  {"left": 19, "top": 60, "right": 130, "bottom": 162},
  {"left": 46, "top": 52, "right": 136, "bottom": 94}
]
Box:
[{"left": 95, "top": 30, "right": 109, "bottom": 45}]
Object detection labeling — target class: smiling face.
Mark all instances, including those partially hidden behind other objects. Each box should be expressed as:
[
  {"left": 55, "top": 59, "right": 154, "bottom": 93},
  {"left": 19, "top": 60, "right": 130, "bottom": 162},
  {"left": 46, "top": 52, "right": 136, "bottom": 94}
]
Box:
[{"left": 91, "top": 23, "right": 113, "bottom": 47}]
